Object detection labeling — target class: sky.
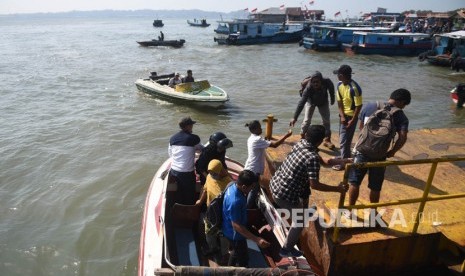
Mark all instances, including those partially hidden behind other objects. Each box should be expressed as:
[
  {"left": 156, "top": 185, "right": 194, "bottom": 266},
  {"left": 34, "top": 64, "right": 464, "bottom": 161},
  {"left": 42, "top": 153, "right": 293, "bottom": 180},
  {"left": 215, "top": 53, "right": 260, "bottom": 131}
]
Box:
[{"left": 1, "top": 0, "right": 464, "bottom": 18}]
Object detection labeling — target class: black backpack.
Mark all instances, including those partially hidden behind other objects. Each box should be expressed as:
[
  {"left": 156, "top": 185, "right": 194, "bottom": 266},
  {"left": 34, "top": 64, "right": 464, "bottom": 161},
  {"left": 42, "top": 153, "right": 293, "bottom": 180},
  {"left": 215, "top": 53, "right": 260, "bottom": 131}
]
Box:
[
  {"left": 355, "top": 102, "right": 400, "bottom": 159},
  {"left": 205, "top": 182, "right": 234, "bottom": 230}
]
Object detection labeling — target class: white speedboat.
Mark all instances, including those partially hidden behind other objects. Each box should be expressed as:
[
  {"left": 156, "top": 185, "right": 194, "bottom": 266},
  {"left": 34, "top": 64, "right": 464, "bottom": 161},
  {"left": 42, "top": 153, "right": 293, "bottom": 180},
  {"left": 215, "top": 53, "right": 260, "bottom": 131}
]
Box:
[
  {"left": 138, "top": 157, "right": 314, "bottom": 276},
  {"left": 135, "top": 72, "right": 229, "bottom": 108}
]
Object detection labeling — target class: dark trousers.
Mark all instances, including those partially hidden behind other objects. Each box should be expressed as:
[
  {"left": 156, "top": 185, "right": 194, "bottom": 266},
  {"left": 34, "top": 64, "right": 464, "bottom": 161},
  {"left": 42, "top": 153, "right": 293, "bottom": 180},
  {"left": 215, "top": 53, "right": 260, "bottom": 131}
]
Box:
[
  {"left": 169, "top": 170, "right": 196, "bottom": 205},
  {"left": 228, "top": 239, "right": 248, "bottom": 267}
]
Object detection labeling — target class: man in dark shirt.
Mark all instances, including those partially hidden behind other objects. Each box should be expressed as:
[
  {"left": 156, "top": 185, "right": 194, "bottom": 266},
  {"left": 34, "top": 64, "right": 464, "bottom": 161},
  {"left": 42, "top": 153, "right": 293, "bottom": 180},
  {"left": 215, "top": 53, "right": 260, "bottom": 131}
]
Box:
[
  {"left": 270, "top": 125, "right": 350, "bottom": 257},
  {"left": 290, "top": 71, "right": 335, "bottom": 149},
  {"left": 182, "top": 69, "right": 195, "bottom": 83},
  {"left": 195, "top": 132, "right": 233, "bottom": 185}
]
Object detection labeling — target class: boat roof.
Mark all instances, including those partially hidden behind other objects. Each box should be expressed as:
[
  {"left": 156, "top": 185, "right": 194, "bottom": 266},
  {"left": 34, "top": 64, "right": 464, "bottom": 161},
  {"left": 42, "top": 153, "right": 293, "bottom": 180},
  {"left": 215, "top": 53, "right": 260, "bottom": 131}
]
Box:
[
  {"left": 315, "top": 25, "right": 391, "bottom": 31},
  {"left": 353, "top": 31, "right": 431, "bottom": 38},
  {"left": 434, "top": 30, "right": 465, "bottom": 39}
]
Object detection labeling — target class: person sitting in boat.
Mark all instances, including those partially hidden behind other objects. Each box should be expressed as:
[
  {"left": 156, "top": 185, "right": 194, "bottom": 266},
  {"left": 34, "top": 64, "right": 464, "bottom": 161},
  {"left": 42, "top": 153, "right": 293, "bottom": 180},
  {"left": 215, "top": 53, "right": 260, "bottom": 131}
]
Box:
[
  {"left": 168, "top": 73, "right": 182, "bottom": 88},
  {"left": 195, "top": 159, "right": 231, "bottom": 260},
  {"left": 182, "top": 69, "right": 195, "bottom": 83},
  {"left": 158, "top": 31, "right": 164, "bottom": 41},
  {"left": 222, "top": 170, "right": 270, "bottom": 267},
  {"left": 195, "top": 132, "right": 232, "bottom": 185}
]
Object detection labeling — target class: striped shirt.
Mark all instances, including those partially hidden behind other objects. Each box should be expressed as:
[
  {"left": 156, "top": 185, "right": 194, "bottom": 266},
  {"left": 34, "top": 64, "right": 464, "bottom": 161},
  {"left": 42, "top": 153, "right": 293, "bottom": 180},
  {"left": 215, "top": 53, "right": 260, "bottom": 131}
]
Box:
[{"left": 270, "top": 140, "right": 320, "bottom": 204}]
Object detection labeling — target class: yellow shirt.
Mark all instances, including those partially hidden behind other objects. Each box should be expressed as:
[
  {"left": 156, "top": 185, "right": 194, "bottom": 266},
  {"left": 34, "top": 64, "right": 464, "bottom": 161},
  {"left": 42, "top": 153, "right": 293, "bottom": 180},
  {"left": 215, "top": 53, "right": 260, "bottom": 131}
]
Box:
[{"left": 336, "top": 80, "right": 363, "bottom": 117}]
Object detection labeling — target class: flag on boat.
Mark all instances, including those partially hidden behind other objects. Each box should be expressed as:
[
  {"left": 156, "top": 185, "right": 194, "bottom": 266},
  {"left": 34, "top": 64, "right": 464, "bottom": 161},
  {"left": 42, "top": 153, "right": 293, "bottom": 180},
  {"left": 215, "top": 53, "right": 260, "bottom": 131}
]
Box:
[
  {"left": 334, "top": 11, "right": 341, "bottom": 17},
  {"left": 309, "top": 0, "right": 314, "bottom": 5},
  {"left": 251, "top": 8, "right": 257, "bottom": 13},
  {"left": 244, "top": 8, "right": 248, "bottom": 11},
  {"left": 280, "top": 4, "right": 285, "bottom": 10}
]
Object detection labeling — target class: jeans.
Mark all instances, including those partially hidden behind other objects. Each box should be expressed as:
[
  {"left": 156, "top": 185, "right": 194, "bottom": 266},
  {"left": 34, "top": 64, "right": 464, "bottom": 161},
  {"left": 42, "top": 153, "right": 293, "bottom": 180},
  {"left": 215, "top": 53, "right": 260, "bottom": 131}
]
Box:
[
  {"left": 227, "top": 239, "right": 248, "bottom": 267},
  {"left": 301, "top": 103, "right": 331, "bottom": 138},
  {"left": 273, "top": 196, "right": 303, "bottom": 251},
  {"left": 339, "top": 115, "right": 357, "bottom": 159}
]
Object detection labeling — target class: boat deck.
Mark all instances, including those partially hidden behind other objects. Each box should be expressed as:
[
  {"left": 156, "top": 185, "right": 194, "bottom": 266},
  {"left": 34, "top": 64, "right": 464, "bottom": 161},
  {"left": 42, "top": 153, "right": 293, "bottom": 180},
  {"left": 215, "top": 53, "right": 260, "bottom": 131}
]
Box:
[{"left": 262, "top": 128, "right": 465, "bottom": 275}]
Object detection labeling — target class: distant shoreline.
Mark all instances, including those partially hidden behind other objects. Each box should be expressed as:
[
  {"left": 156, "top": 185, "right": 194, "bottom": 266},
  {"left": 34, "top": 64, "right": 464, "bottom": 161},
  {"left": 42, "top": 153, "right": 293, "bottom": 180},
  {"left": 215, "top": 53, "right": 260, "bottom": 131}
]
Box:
[{"left": 0, "top": 9, "right": 244, "bottom": 18}]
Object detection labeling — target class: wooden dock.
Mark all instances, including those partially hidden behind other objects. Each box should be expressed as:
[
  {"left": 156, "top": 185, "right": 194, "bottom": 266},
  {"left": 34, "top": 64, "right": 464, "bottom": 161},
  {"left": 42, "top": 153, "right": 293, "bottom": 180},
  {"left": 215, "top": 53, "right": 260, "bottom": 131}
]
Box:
[{"left": 262, "top": 128, "right": 465, "bottom": 276}]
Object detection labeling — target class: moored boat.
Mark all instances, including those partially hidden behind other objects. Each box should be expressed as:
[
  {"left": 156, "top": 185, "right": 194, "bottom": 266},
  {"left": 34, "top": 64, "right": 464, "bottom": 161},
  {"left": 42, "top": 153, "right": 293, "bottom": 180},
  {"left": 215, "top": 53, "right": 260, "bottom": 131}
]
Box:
[
  {"left": 138, "top": 157, "right": 315, "bottom": 276},
  {"left": 135, "top": 72, "right": 229, "bottom": 108},
  {"left": 300, "top": 25, "right": 390, "bottom": 51},
  {"left": 418, "top": 30, "right": 465, "bottom": 66},
  {"left": 136, "top": 39, "right": 185, "bottom": 48},
  {"left": 214, "top": 19, "right": 303, "bottom": 45},
  {"left": 153, "top": 19, "right": 164, "bottom": 27},
  {"left": 187, "top": 19, "right": 210, "bottom": 27},
  {"left": 343, "top": 32, "right": 432, "bottom": 56}
]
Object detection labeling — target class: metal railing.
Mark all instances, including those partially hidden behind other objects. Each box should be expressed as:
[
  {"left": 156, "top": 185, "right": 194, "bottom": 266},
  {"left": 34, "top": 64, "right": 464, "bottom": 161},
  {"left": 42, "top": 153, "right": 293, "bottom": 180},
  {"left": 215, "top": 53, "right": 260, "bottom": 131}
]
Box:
[{"left": 332, "top": 156, "right": 465, "bottom": 243}]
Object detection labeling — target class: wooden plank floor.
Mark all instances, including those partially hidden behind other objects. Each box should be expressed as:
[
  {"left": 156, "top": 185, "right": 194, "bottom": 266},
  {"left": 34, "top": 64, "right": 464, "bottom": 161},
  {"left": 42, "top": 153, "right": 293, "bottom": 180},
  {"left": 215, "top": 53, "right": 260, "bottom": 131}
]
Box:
[{"left": 264, "top": 128, "right": 465, "bottom": 248}]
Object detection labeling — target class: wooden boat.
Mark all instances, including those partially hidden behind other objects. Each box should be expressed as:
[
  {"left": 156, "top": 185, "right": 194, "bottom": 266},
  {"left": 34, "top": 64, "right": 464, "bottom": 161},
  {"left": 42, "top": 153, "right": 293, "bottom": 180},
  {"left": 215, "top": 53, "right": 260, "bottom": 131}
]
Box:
[
  {"left": 138, "top": 157, "right": 315, "bottom": 276},
  {"left": 135, "top": 72, "right": 229, "bottom": 108},
  {"left": 153, "top": 19, "right": 164, "bottom": 27},
  {"left": 418, "top": 30, "right": 465, "bottom": 66},
  {"left": 300, "top": 26, "right": 390, "bottom": 51},
  {"left": 450, "top": 84, "right": 465, "bottom": 107},
  {"left": 136, "top": 39, "right": 185, "bottom": 48},
  {"left": 187, "top": 19, "right": 210, "bottom": 27},
  {"left": 343, "top": 32, "right": 432, "bottom": 56},
  {"left": 214, "top": 19, "right": 303, "bottom": 45}
]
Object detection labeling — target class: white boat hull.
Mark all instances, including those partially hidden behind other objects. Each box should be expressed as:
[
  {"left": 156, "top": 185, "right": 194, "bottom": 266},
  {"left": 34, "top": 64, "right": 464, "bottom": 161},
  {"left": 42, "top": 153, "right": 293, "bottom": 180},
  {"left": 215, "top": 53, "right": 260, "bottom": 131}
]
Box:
[{"left": 135, "top": 79, "right": 229, "bottom": 108}]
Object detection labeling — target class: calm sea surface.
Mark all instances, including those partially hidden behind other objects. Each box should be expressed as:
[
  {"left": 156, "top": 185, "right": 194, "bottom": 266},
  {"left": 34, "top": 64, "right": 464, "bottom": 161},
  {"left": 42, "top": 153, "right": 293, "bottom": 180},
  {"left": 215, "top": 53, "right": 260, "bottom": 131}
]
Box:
[{"left": 1, "top": 15, "right": 464, "bottom": 275}]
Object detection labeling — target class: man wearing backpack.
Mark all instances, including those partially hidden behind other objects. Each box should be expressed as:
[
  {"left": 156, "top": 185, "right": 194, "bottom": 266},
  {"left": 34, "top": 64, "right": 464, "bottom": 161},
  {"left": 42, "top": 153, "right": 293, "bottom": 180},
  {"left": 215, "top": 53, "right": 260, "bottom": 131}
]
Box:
[
  {"left": 290, "top": 71, "right": 336, "bottom": 149},
  {"left": 195, "top": 159, "right": 231, "bottom": 260},
  {"left": 333, "top": 65, "right": 363, "bottom": 170},
  {"left": 348, "top": 89, "right": 411, "bottom": 208},
  {"left": 222, "top": 170, "right": 270, "bottom": 267}
]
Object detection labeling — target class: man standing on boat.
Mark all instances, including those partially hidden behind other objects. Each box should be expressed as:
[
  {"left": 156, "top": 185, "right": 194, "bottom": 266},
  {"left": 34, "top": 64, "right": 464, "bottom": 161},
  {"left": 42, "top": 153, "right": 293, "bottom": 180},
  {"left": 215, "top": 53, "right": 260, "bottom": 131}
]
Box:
[
  {"left": 333, "top": 64, "right": 363, "bottom": 170},
  {"left": 270, "top": 125, "right": 350, "bottom": 258},
  {"left": 222, "top": 170, "right": 270, "bottom": 266},
  {"left": 290, "top": 71, "right": 335, "bottom": 149},
  {"left": 168, "top": 116, "right": 203, "bottom": 205},
  {"left": 195, "top": 132, "right": 233, "bottom": 185}
]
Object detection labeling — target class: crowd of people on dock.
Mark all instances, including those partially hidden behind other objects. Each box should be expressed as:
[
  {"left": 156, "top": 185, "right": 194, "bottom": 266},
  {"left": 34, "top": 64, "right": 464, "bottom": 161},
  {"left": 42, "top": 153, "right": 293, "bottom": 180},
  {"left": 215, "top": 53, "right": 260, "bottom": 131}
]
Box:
[{"left": 167, "top": 64, "right": 412, "bottom": 266}]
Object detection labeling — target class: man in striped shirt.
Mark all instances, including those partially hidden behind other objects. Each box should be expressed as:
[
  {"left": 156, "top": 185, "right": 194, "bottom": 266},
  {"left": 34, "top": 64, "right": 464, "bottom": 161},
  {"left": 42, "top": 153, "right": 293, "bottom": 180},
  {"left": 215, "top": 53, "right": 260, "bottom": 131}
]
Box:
[{"left": 169, "top": 116, "right": 204, "bottom": 205}]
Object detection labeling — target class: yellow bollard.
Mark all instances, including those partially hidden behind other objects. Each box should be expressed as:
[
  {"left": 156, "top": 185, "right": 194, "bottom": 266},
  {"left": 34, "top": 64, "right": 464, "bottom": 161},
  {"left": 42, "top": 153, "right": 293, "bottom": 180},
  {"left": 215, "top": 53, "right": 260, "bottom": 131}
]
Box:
[{"left": 263, "top": 114, "right": 278, "bottom": 140}]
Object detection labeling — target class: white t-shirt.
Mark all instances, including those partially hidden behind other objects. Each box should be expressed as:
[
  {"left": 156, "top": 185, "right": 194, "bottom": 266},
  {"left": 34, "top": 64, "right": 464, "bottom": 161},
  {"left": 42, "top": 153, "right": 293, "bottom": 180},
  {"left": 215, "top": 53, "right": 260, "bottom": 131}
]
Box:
[{"left": 244, "top": 134, "right": 271, "bottom": 175}]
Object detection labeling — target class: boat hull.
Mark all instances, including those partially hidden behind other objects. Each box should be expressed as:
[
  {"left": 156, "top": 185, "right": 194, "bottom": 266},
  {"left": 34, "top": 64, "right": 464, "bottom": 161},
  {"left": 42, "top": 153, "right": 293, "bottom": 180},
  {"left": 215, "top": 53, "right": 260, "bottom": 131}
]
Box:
[
  {"left": 136, "top": 39, "right": 185, "bottom": 48},
  {"left": 135, "top": 79, "right": 229, "bottom": 108},
  {"left": 215, "top": 31, "right": 303, "bottom": 45},
  {"left": 345, "top": 43, "right": 431, "bottom": 56},
  {"left": 301, "top": 37, "right": 341, "bottom": 51},
  {"left": 451, "top": 87, "right": 465, "bottom": 107},
  {"left": 138, "top": 158, "right": 314, "bottom": 276}
]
